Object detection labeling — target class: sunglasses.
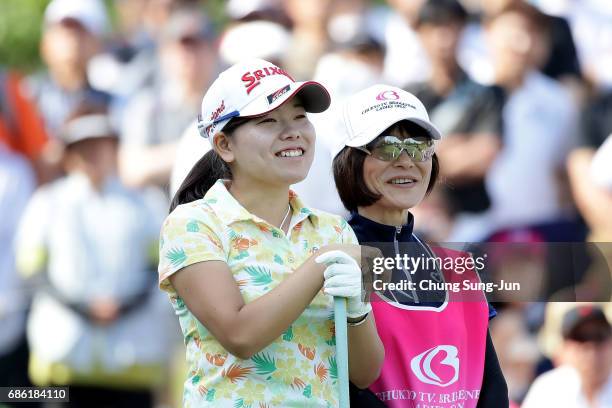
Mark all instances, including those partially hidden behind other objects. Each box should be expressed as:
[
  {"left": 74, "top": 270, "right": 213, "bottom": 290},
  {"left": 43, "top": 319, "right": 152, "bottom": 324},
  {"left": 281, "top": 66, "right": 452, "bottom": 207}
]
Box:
[{"left": 357, "top": 135, "right": 435, "bottom": 162}]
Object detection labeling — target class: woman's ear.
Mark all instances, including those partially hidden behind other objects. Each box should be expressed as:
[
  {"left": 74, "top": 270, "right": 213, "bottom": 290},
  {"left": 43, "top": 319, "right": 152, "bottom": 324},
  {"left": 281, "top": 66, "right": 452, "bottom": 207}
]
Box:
[{"left": 213, "top": 132, "right": 235, "bottom": 163}]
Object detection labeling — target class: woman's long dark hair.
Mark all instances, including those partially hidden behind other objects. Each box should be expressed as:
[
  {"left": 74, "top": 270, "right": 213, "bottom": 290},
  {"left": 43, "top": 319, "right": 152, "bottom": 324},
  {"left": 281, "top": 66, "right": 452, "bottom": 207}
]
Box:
[{"left": 169, "top": 117, "right": 250, "bottom": 212}]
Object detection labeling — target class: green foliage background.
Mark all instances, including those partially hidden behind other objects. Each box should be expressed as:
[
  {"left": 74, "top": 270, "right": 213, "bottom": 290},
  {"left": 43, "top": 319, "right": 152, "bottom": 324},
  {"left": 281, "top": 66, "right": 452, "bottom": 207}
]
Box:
[
  {"left": 0, "top": 0, "right": 228, "bottom": 72},
  {"left": 0, "top": 0, "right": 51, "bottom": 71}
]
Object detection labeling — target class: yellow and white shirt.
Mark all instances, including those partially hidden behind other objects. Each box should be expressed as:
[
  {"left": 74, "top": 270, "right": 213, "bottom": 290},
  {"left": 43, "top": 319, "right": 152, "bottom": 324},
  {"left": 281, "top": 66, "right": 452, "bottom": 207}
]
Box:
[{"left": 159, "top": 180, "right": 357, "bottom": 407}]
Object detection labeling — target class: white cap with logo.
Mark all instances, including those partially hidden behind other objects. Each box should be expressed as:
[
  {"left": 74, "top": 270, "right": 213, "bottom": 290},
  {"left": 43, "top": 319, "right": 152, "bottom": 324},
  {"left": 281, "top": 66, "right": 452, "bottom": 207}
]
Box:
[
  {"left": 44, "top": 0, "right": 109, "bottom": 37},
  {"left": 198, "top": 58, "right": 331, "bottom": 139},
  {"left": 337, "top": 84, "right": 441, "bottom": 154}
]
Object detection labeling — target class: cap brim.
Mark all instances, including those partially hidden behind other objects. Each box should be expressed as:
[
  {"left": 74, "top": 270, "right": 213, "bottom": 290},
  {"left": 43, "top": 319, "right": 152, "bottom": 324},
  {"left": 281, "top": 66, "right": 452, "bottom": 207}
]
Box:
[
  {"left": 240, "top": 80, "right": 331, "bottom": 118},
  {"left": 345, "top": 116, "right": 441, "bottom": 148}
]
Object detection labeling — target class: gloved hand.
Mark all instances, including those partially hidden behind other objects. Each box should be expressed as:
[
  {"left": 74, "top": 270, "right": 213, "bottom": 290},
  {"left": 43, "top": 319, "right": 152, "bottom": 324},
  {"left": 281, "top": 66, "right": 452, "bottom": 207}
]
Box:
[{"left": 316, "top": 250, "right": 372, "bottom": 319}]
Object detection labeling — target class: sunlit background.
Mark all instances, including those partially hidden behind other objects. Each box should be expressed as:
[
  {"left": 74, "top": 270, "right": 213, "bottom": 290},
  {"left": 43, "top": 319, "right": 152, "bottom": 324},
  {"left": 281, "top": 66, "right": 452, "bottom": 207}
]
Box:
[{"left": 0, "top": 0, "right": 611, "bottom": 407}]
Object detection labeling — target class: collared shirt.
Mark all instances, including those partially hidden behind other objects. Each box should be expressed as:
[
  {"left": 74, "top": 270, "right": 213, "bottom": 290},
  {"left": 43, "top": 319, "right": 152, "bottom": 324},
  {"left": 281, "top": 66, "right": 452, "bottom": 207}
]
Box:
[
  {"left": 486, "top": 71, "right": 578, "bottom": 230},
  {"left": 15, "top": 173, "right": 168, "bottom": 378},
  {"left": 522, "top": 365, "right": 612, "bottom": 408},
  {"left": 159, "top": 180, "right": 357, "bottom": 408}
]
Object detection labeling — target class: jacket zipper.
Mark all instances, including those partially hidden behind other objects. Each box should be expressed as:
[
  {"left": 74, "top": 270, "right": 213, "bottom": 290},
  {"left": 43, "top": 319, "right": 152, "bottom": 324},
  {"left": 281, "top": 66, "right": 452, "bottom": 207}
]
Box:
[{"left": 393, "top": 225, "right": 420, "bottom": 303}]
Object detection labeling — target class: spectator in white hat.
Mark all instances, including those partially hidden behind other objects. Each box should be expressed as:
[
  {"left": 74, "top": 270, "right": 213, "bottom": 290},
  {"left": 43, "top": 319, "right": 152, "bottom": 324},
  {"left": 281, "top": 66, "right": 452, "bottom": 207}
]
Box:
[
  {"left": 27, "top": 0, "right": 111, "bottom": 140},
  {"left": 160, "top": 58, "right": 384, "bottom": 407}
]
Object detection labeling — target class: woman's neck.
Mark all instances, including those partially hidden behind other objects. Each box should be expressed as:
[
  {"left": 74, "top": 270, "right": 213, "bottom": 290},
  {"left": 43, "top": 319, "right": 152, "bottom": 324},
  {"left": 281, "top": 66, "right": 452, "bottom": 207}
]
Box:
[
  {"left": 357, "top": 206, "right": 409, "bottom": 227},
  {"left": 228, "top": 179, "right": 291, "bottom": 229}
]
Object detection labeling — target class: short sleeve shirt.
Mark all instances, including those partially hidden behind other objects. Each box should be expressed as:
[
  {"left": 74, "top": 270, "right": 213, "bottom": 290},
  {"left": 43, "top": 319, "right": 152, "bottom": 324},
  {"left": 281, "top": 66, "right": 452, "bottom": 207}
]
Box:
[{"left": 158, "top": 180, "right": 357, "bottom": 407}]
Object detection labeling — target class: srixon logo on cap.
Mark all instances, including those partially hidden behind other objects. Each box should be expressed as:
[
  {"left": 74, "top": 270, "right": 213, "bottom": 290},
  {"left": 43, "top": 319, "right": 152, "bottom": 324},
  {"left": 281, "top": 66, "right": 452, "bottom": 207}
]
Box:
[{"left": 242, "top": 66, "right": 294, "bottom": 95}]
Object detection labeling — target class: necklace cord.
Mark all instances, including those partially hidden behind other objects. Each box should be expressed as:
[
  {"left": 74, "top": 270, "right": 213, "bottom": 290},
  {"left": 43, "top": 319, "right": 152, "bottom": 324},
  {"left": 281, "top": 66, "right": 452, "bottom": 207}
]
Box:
[{"left": 280, "top": 204, "right": 291, "bottom": 229}]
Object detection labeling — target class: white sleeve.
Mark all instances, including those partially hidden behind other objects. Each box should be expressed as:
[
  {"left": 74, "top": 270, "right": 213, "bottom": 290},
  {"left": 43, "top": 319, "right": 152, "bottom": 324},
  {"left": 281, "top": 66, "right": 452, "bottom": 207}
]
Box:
[
  {"left": 0, "top": 150, "right": 35, "bottom": 294},
  {"left": 169, "top": 121, "right": 211, "bottom": 197},
  {"left": 591, "top": 135, "right": 612, "bottom": 189},
  {"left": 0, "top": 152, "right": 35, "bottom": 252},
  {"left": 15, "top": 184, "right": 53, "bottom": 277},
  {"left": 520, "top": 376, "right": 548, "bottom": 408}
]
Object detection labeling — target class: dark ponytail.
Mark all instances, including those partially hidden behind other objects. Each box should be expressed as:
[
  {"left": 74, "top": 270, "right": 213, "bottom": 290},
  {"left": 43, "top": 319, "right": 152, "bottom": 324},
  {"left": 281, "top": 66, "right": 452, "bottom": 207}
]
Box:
[
  {"left": 169, "top": 117, "right": 250, "bottom": 213},
  {"left": 169, "top": 150, "right": 231, "bottom": 212}
]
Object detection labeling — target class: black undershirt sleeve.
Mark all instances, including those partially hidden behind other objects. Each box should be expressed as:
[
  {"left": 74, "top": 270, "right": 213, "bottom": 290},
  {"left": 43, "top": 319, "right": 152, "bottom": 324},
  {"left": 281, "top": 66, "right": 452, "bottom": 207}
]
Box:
[{"left": 477, "top": 330, "right": 510, "bottom": 408}]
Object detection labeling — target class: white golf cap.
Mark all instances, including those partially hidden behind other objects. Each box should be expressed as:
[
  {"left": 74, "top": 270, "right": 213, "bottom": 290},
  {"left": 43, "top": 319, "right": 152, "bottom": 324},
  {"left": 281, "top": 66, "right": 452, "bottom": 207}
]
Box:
[
  {"left": 44, "top": 0, "right": 109, "bottom": 37},
  {"left": 198, "top": 58, "right": 330, "bottom": 139},
  {"left": 339, "top": 84, "right": 441, "bottom": 151},
  {"left": 61, "top": 113, "right": 116, "bottom": 145}
]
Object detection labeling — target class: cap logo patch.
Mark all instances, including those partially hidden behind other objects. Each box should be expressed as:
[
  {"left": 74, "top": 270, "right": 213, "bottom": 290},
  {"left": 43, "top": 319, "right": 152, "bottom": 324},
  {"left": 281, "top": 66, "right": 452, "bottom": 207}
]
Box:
[
  {"left": 241, "top": 66, "right": 294, "bottom": 95},
  {"left": 267, "top": 85, "right": 291, "bottom": 104},
  {"left": 361, "top": 100, "right": 417, "bottom": 115},
  {"left": 376, "top": 90, "right": 400, "bottom": 101}
]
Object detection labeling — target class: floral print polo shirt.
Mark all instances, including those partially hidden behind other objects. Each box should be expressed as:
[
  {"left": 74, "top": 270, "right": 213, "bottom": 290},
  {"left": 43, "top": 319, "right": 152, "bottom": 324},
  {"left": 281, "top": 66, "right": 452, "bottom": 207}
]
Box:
[{"left": 159, "top": 180, "right": 357, "bottom": 407}]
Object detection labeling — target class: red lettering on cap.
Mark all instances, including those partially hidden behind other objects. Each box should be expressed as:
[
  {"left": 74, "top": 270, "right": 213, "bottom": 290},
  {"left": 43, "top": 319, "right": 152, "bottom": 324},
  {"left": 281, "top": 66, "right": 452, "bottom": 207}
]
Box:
[
  {"left": 242, "top": 73, "right": 258, "bottom": 94},
  {"left": 254, "top": 70, "right": 265, "bottom": 80},
  {"left": 209, "top": 100, "right": 225, "bottom": 122},
  {"left": 241, "top": 66, "right": 295, "bottom": 94}
]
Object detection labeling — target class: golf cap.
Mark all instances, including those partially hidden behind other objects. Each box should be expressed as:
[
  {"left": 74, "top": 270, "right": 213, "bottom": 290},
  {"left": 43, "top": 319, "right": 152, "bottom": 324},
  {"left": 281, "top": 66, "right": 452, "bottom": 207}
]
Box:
[
  {"left": 562, "top": 305, "right": 611, "bottom": 340},
  {"left": 337, "top": 84, "right": 441, "bottom": 154},
  {"left": 61, "top": 113, "right": 116, "bottom": 146},
  {"left": 198, "top": 58, "right": 331, "bottom": 139},
  {"left": 44, "top": 0, "right": 109, "bottom": 37}
]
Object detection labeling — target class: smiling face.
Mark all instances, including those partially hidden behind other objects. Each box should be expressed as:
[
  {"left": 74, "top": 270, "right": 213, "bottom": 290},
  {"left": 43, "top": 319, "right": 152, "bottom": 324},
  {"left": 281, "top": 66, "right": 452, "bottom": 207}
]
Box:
[
  {"left": 220, "top": 99, "right": 315, "bottom": 189},
  {"left": 362, "top": 124, "right": 433, "bottom": 213}
]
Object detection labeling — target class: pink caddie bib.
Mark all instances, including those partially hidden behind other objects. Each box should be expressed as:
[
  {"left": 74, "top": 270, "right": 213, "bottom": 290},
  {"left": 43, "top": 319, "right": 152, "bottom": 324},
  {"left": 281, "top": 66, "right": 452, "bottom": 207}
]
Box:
[{"left": 369, "top": 247, "right": 489, "bottom": 408}]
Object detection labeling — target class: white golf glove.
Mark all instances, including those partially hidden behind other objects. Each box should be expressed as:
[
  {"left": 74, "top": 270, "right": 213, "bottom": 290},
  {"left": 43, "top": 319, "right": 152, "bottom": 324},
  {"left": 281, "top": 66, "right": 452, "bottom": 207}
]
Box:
[{"left": 316, "top": 250, "right": 372, "bottom": 319}]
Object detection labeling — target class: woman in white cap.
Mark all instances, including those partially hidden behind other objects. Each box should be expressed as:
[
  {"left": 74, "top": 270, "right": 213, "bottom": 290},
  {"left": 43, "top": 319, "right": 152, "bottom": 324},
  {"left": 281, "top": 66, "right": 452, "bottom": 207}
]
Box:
[
  {"left": 332, "top": 85, "right": 508, "bottom": 407},
  {"left": 158, "top": 59, "right": 384, "bottom": 407}
]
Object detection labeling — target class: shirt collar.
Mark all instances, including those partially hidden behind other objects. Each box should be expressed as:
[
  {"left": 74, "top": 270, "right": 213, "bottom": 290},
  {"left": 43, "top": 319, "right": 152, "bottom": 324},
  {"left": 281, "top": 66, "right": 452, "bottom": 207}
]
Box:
[
  {"left": 204, "top": 180, "right": 318, "bottom": 229},
  {"left": 347, "top": 211, "right": 415, "bottom": 242}
]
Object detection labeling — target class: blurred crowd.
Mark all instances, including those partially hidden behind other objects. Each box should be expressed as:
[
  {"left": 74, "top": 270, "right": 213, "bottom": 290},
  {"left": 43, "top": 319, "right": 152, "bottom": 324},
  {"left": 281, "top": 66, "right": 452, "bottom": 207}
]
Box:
[{"left": 0, "top": 0, "right": 611, "bottom": 407}]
